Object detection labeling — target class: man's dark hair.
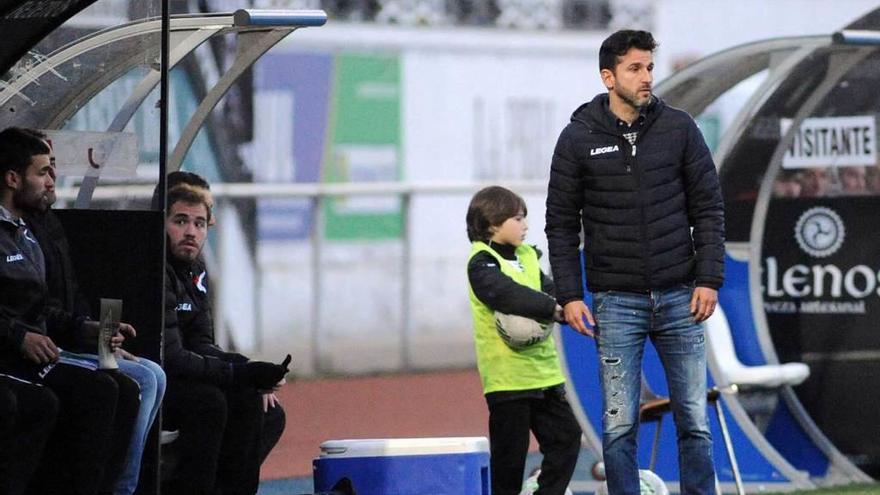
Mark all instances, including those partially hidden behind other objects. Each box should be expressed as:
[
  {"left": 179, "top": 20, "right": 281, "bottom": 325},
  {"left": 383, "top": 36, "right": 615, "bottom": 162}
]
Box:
[
  {"left": 466, "top": 185, "right": 527, "bottom": 242},
  {"left": 599, "top": 30, "right": 658, "bottom": 72},
  {"left": 167, "top": 188, "right": 211, "bottom": 221},
  {"left": 152, "top": 170, "right": 211, "bottom": 209},
  {"left": 168, "top": 171, "right": 210, "bottom": 191},
  {"left": 0, "top": 127, "right": 50, "bottom": 177}
]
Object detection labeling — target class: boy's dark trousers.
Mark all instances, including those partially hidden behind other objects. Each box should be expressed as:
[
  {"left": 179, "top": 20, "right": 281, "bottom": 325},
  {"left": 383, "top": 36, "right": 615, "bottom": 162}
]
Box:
[{"left": 487, "top": 386, "right": 582, "bottom": 495}]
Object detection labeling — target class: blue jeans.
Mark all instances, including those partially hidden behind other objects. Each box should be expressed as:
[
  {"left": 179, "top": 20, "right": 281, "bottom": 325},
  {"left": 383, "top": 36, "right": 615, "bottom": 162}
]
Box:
[
  {"left": 593, "top": 286, "right": 714, "bottom": 495},
  {"left": 114, "top": 357, "right": 166, "bottom": 495}
]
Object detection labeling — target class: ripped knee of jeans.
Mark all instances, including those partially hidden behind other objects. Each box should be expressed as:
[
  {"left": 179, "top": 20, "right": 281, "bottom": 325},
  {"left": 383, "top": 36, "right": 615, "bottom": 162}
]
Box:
[
  {"left": 600, "top": 355, "right": 629, "bottom": 424},
  {"left": 602, "top": 356, "right": 621, "bottom": 366}
]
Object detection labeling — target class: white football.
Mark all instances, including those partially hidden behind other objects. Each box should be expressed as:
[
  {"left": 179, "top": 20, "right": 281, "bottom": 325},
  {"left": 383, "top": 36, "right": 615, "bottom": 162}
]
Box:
[{"left": 494, "top": 312, "right": 553, "bottom": 349}]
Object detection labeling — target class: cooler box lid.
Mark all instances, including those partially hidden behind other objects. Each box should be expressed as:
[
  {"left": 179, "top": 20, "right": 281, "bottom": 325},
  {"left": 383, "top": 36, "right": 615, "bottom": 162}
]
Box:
[{"left": 319, "top": 437, "right": 489, "bottom": 458}]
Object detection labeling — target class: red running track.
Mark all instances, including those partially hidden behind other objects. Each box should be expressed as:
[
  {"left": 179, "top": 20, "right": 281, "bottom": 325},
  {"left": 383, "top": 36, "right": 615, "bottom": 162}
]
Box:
[{"left": 261, "top": 368, "right": 538, "bottom": 480}]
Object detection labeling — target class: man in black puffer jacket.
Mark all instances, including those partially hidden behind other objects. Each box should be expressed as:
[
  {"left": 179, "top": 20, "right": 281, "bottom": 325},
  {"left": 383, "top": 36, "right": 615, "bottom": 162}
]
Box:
[{"left": 545, "top": 30, "right": 724, "bottom": 495}]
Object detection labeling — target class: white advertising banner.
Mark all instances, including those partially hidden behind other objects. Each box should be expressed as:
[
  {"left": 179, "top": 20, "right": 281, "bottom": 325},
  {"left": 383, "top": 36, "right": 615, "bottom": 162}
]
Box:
[
  {"left": 781, "top": 116, "right": 877, "bottom": 168},
  {"left": 44, "top": 130, "right": 139, "bottom": 178}
]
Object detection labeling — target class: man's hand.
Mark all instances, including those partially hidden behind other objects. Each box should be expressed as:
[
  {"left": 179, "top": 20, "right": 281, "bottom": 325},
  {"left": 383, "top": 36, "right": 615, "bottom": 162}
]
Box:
[
  {"left": 261, "top": 377, "right": 286, "bottom": 411},
  {"left": 563, "top": 300, "right": 596, "bottom": 337},
  {"left": 118, "top": 323, "right": 136, "bottom": 339},
  {"left": 234, "top": 355, "right": 292, "bottom": 390},
  {"left": 82, "top": 320, "right": 136, "bottom": 339},
  {"left": 690, "top": 287, "right": 718, "bottom": 322},
  {"left": 21, "top": 332, "right": 59, "bottom": 364},
  {"left": 111, "top": 323, "right": 137, "bottom": 353},
  {"left": 116, "top": 348, "right": 139, "bottom": 362},
  {"left": 261, "top": 393, "right": 278, "bottom": 412},
  {"left": 262, "top": 392, "right": 280, "bottom": 412}
]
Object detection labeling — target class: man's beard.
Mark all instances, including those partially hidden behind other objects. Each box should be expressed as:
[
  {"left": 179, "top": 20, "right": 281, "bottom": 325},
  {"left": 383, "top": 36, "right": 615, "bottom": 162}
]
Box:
[
  {"left": 173, "top": 242, "right": 201, "bottom": 263},
  {"left": 13, "top": 187, "right": 54, "bottom": 213},
  {"left": 618, "top": 87, "right": 651, "bottom": 110}
]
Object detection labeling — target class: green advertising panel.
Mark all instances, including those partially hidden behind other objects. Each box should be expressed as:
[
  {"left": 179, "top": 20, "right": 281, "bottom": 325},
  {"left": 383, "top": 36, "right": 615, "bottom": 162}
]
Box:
[{"left": 324, "top": 53, "right": 402, "bottom": 240}]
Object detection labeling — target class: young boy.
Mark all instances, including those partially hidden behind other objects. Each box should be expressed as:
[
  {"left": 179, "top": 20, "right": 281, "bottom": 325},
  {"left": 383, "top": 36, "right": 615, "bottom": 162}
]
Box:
[{"left": 466, "top": 185, "right": 582, "bottom": 495}]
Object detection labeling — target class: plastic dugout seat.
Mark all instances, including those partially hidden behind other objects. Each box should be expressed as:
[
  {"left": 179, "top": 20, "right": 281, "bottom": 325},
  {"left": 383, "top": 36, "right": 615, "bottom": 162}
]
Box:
[
  {"left": 159, "top": 430, "right": 180, "bottom": 483},
  {"left": 160, "top": 429, "right": 179, "bottom": 445},
  {"left": 706, "top": 305, "right": 809, "bottom": 390}
]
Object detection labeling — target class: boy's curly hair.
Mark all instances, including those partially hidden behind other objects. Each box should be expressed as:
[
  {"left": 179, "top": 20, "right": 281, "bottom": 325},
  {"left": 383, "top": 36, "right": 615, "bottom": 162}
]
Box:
[{"left": 466, "top": 186, "right": 527, "bottom": 242}]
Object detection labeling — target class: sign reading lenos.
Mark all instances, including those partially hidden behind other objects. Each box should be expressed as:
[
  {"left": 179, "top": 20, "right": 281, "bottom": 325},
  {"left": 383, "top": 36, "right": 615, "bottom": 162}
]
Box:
[
  {"left": 781, "top": 115, "right": 876, "bottom": 168},
  {"left": 324, "top": 53, "right": 402, "bottom": 241},
  {"left": 763, "top": 199, "right": 880, "bottom": 316}
]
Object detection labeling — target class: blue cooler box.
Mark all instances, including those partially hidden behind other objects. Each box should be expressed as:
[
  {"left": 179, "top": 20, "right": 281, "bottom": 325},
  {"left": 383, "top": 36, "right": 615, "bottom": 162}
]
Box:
[{"left": 313, "top": 437, "right": 490, "bottom": 495}]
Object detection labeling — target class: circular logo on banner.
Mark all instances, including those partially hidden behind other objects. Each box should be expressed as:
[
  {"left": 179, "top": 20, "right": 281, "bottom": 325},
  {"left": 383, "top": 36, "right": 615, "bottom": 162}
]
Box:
[{"left": 794, "top": 206, "right": 845, "bottom": 258}]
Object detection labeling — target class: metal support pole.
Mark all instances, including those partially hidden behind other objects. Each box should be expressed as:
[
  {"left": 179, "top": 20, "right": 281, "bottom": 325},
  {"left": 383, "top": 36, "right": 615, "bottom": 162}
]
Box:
[
  {"left": 155, "top": 2, "right": 170, "bottom": 494},
  {"left": 714, "top": 397, "right": 745, "bottom": 495},
  {"left": 400, "top": 192, "right": 411, "bottom": 370},
  {"left": 310, "top": 195, "right": 323, "bottom": 373}
]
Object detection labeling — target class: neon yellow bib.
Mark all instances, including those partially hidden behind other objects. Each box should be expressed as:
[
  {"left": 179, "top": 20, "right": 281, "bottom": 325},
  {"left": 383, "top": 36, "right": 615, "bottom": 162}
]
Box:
[{"left": 468, "top": 242, "right": 565, "bottom": 394}]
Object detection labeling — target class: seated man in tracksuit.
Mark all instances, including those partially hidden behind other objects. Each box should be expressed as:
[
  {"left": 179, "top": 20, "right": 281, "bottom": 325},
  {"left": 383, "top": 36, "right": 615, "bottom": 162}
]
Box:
[
  {"left": 17, "top": 127, "right": 165, "bottom": 495},
  {"left": 162, "top": 187, "right": 289, "bottom": 495},
  {"left": 0, "top": 126, "right": 139, "bottom": 495}
]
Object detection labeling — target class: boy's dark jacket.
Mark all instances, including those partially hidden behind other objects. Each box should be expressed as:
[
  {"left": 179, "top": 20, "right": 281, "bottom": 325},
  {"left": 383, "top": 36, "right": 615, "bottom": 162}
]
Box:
[
  {"left": 468, "top": 244, "right": 557, "bottom": 322},
  {"left": 545, "top": 94, "right": 725, "bottom": 304}
]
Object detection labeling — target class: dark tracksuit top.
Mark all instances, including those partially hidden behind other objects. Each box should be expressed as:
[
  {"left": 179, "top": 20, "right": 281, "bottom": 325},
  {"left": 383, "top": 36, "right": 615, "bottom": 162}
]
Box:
[{"left": 163, "top": 255, "right": 238, "bottom": 385}]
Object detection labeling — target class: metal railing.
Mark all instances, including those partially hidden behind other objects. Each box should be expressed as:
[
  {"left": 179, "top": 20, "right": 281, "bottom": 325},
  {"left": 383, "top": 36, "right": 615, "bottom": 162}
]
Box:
[{"left": 57, "top": 179, "right": 549, "bottom": 373}]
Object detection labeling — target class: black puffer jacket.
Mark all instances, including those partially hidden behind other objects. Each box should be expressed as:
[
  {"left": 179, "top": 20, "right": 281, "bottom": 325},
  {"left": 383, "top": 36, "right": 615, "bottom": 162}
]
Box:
[{"left": 545, "top": 94, "right": 724, "bottom": 304}]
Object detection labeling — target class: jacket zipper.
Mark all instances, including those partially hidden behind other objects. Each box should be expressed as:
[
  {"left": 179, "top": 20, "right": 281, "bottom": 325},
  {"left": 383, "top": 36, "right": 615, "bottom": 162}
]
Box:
[{"left": 629, "top": 133, "right": 651, "bottom": 288}]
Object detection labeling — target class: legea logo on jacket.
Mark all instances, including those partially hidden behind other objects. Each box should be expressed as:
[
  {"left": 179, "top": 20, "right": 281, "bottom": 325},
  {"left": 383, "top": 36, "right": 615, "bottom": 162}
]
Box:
[
  {"left": 590, "top": 145, "right": 619, "bottom": 156},
  {"left": 176, "top": 302, "right": 193, "bottom": 311},
  {"left": 6, "top": 253, "right": 24, "bottom": 263}
]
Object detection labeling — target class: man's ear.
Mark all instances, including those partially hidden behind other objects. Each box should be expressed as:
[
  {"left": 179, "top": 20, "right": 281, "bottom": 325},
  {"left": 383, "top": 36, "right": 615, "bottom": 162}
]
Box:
[
  {"left": 600, "top": 68, "right": 615, "bottom": 91},
  {"left": 3, "top": 170, "right": 20, "bottom": 190}
]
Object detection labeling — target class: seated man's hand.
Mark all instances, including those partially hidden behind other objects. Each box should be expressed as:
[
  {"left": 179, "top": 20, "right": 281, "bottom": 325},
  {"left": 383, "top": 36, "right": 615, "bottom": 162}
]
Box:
[
  {"left": 234, "top": 354, "right": 292, "bottom": 390},
  {"left": 117, "top": 322, "right": 136, "bottom": 338},
  {"left": 116, "top": 348, "right": 139, "bottom": 362},
  {"left": 109, "top": 332, "right": 125, "bottom": 353},
  {"left": 21, "top": 332, "right": 59, "bottom": 364},
  {"left": 262, "top": 392, "right": 281, "bottom": 412},
  {"left": 107, "top": 323, "right": 136, "bottom": 348}
]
